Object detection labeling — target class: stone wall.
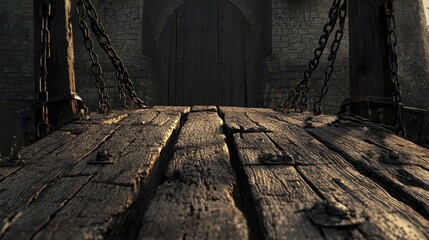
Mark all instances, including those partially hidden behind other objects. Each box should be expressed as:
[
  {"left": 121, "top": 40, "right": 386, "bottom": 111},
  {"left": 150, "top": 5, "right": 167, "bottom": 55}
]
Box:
[
  {"left": 261, "top": 0, "right": 350, "bottom": 114},
  {"left": 395, "top": 0, "right": 429, "bottom": 110},
  {"left": 0, "top": 1, "right": 35, "bottom": 111},
  {"left": 72, "top": 0, "right": 157, "bottom": 110},
  {"left": 0, "top": 0, "right": 34, "bottom": 155}
]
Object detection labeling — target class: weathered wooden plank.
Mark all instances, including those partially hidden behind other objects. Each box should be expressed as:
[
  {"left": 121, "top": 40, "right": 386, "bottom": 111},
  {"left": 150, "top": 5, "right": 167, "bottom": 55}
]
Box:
[
  {"left": 0, "top": 118, "right": 122, "bottom": 235},
  {"left": 253, "top": 111, "right": 429, "bottom": 219},
  {"left": 33, "top": 182, "right": 133, "bottom": 240},
  {"left": 221, "top": 108, "right": 429, "bottom": 239},
  {"left": 65, "top": 110, "right": 160, "bottom": 181},
  {"left": 191, "top": 105, "right": 217, "bottom": 112},
  {"left": 73, "top": 110, "right": 129, "bottom": 125},
  {"left": 0, "top": 130, "right": 75, "bottom": 182},
  {"left": 220, "top": 107, "right": 343, "bottom": 166},
  {"left": 152, "top": 106, "right": 191, "bottom": 114},
  {"left": 173, "top": 112, "right": 225, "bottom": 150},
  {"left": 297, "top": 164, "right": 429, "bottom": 239},
  {"left": 2, "top": 108, "right": 187, "bottom": 239},
  {"left": 90, "top": 111, "right": 182, "bottom": 186},
  {"left": 138, "top": 111, "right": 248, "bottom": 239},
  {"left": 243, "top": 166, "right": 325, "bottom": 239},
  {"left": 221, "top": 108, "right": 355, "bottom": 239},
  {"left": 2, "top": 176, "right": 90, "bottom": 240},
  {"left": 300, "top": 121, "right": 429, "bottom": 219}
]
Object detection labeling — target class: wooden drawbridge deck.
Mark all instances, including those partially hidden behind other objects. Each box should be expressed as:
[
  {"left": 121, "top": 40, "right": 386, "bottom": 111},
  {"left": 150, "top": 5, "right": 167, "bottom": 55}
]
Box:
[{"left": 0, "top": 106, "right": 428, "bottom": 239}]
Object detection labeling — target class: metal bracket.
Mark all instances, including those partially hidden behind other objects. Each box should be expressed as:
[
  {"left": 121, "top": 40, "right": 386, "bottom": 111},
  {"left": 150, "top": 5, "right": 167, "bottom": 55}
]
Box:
[
  {"left": 305, "top": 199, "right": 366, "bottom": 227},
  {"left": 338, "top": 96, "right": 395, "bottom": 115}
]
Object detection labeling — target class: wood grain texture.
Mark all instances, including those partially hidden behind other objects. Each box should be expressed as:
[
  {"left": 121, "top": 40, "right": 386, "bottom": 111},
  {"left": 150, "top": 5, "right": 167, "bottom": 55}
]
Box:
[
  {"left": 1, "top": 108, "right": 187, "bottom": 239},
  {"left": 191, "top": 105, "right": 217, "bottom": 112},
  {"left": 298, "top": 164, "right": 429, "bottom": 239},
  {"left": 138, "top": 111, "right": 248, "bottom": 240},
  {"left": 0, "top": 130, "right": 76, "bottom": 183},
  {"left": 295, "top": 116, "right": 429, "bottom": 219},
  {"left": 33, "top": 182, "right": 133, "bottom": 240},
  {"left": 221, "top": 108, "right": 429, "bottom": 239},
  {"left": 243, "top": 166, "right": 325, "bottom": 239},
  {"left": 0, "top": 120, "right": 122, "bottom": 236},
  {"left": 2, "top": 176, "right": 90, "bottom": 240}
]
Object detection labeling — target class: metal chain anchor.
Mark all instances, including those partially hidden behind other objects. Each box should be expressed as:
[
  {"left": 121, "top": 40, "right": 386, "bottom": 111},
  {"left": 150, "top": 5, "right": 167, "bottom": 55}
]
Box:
[
  {"left": 82, "top": 0, "right": 146, "bottom": 109},
  {"left": 313, "top": 0, "right": 348, "bottom": 115},
  {"left": 281, "top": 0, "right": 342, "bottom": 113},
  {"left": 385, "top": 0, "right": 405, "bottom": 136},
  {"left": 75, "top": 0, "right": 111, "bottom": 113},
  {"left": 36, "top": 0, "right": 52, "bottom": 138}
]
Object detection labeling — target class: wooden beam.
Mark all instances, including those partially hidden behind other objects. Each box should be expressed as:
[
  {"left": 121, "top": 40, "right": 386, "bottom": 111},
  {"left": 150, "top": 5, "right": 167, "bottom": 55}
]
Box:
[
  {"left": 348, "top": 0, "right": 396, "bottom": 125},
  {"left": 34, "top": 0, "right": 79, "bottom": 129}
]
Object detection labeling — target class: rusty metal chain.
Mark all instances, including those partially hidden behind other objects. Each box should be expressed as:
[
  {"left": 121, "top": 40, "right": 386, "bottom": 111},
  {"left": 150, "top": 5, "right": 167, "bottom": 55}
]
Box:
[
  {"left": 75, "top": 0, "right": 111, "bottom": 113},
  {"left": 313, "top": 0, "right": 348, "bottom": 115},
  {"left": 385, "top": 0, "right": 405, "bottom": 136},
  {"left": 36, "top": 0, "right": 52, "bottom": 138},
  {"left": 82, "top": 0, "right": 146, "bottom": 109},
  {"left": 281, "top": 0, "right": 342, "bottom": 113}
]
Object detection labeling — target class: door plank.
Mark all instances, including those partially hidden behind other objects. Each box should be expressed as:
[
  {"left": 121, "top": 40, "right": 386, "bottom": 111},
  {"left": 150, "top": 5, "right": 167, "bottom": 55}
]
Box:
[
  {"left": 176, "top": 7, "right": 185, "bottom": 106},
  {"left": 168, "top": 12, "right": 177, "bottom": 106}
]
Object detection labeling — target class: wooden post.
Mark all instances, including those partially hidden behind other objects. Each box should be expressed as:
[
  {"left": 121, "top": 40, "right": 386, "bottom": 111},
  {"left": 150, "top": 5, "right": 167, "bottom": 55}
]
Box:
[
  {"left": 34, "top": 0, "right": 78, "bottom": 128},
  {"left": 348, "top": 0, "right": 396, "bottom": 125}
]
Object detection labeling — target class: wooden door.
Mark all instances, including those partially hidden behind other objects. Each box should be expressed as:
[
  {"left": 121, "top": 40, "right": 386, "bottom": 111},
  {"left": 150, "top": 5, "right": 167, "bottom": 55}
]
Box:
[{"left": 159, "top": 0, "right": 258, "bottom": 106}]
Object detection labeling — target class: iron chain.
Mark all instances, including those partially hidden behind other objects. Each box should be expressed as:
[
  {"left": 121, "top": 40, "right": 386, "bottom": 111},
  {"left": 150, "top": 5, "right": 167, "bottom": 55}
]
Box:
[
  {"left": 281, "top": 0, "right": 342, "bottom": 113},
  {"left": 385, "top": 0, "right": 405, "bottom": 136},
  {"left": 313, "top": 0, "right": 348, "bottom": 115},
  {"left": 37, "top": 0, "right": 52, "bottom": 138},
  {"left": 82, "top": 0, "right": 146, "bottom": 109},
  {"left": 75, "top": 0, "right": 111, "bottom": 113}
]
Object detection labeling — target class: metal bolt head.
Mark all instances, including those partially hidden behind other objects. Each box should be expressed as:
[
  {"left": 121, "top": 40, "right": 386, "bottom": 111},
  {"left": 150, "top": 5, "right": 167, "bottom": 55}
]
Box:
[
  {"left": 88, "top": 149, "right": 114, "bottom": 165},
  {"left": 96, "top": 150, "right": 110, "bottom": 162},
  {"left": 389, "top": 151, "right": 399, "bottom": 160},
  {"left": 325, "top": 200, "right": 350, "bottom": 217}
]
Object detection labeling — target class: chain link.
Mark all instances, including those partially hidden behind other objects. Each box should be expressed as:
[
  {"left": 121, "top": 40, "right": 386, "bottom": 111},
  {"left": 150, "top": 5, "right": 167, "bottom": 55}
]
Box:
[
  {"left": 75, "top": 0, "right": 111, "bottom": 113},
  {"left": 36, "top": 0, "right": 52, "bottom": 138},
  {"left": 281, "top": 0, "right": 342, "bottom": 113},
  {"left": 385, "top": 0, "right": 405, "bottom": 136},
  {"left": 313, "top": 0, "right": 348, "bottom": 115},
  {"left": 82, "top": 0, "right": 146, "bottom": 109}
]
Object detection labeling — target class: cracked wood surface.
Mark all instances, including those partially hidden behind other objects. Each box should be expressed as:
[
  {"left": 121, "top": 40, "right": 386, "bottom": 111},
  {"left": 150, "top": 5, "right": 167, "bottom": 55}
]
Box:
[
  {"left": 286, "top": 113, "right": 429, "bottom": 219},
  {"left": 0, "top": 108, "right": 189, "bottom": 239},
  {"left": 0, "top": 106, "right": 428, "bottom": 240},
  {"left": 138, "top": 107, "right": 248, "bottom": 239},
  {"left": 219, "top": 107, "right": 429, "bottom": 240}
]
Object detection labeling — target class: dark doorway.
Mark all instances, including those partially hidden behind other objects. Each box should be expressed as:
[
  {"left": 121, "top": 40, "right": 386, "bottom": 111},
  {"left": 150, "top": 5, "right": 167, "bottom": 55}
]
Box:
[{"left": 159, "top": 0, "right": 259, "bottom": 106}]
